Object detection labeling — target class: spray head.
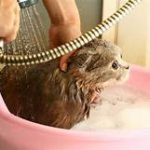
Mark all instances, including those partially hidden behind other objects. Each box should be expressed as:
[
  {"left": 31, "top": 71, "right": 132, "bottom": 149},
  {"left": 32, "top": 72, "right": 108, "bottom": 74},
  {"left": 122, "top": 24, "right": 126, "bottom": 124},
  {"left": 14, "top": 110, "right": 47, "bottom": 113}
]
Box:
[{"left": 17, "top": 0, "right": 39, "bottom": 9}]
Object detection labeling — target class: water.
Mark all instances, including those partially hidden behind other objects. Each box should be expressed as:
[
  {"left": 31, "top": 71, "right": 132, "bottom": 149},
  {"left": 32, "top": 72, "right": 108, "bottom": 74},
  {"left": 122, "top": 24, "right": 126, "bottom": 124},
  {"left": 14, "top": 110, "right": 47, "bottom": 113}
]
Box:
[
  {"left": 4, "top": 3, "right": 49, "bottom": 55},
  {"left": 72, "top": 85, "right": 150, "bottom": 131}
]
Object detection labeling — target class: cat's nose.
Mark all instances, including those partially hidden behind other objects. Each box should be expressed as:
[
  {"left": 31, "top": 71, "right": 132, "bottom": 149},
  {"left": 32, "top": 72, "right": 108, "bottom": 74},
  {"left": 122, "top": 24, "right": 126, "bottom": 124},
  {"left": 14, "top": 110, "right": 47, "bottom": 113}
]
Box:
[{"left": 125, "top": 65, "right": 129, "bottom": 70}]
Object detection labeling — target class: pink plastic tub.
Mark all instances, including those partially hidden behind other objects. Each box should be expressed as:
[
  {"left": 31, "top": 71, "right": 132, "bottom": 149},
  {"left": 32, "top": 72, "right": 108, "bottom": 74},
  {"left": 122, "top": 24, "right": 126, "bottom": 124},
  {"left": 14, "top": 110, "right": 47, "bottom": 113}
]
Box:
[{"left": 0, "top": 65, "right": 150, "bottom": 150}]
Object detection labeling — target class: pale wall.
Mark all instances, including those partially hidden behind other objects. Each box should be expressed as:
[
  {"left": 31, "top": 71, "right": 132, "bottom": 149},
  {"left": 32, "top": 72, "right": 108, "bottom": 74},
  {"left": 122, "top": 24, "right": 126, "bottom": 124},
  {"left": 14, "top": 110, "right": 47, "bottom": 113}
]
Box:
[
  {"left": 102, "top": 0, "right": 150, "bottom": 68},
  {"left": 117, "top": 0, "right": 150, "bottom": 68}
]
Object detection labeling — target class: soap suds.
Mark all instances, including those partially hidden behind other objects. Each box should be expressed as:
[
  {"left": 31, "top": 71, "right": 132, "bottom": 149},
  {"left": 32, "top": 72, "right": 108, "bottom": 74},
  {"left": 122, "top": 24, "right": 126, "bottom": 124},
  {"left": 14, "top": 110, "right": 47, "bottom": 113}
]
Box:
[{"left": 72, "top": 85, "right": 150, "bottom": 131}]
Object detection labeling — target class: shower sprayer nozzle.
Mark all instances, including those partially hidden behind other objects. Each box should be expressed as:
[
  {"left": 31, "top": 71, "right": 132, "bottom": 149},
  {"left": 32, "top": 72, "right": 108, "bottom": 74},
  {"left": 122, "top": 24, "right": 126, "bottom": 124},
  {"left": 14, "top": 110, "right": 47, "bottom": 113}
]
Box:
[{"left": 17, "top": 0, "right": 39, "bottom": 8}]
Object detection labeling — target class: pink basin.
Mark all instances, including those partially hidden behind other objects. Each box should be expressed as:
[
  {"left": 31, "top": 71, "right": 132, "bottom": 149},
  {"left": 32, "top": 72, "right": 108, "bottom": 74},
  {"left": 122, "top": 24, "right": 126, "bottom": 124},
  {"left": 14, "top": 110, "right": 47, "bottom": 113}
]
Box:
[{"left": 0, "top": 65, "right": 150, "bottom": 150}]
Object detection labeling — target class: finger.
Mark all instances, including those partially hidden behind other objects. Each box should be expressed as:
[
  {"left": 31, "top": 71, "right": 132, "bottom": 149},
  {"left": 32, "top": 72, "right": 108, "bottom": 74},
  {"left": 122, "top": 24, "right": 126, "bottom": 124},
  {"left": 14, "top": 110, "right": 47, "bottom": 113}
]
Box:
[
  {"left": 14, "top": 4, "right": 20, "bottom": 35},
  {"left": 3, "top": 14, "right": 15, "bottom": 42},
  {"left": 5, "top": 4, "right": 20, "bottom": 42},
  {"left": 59, "top": 50, "right": 76, "bottom": 71},
  {"left": 0, "top": 11, "right": 15, "bottom": 40}
]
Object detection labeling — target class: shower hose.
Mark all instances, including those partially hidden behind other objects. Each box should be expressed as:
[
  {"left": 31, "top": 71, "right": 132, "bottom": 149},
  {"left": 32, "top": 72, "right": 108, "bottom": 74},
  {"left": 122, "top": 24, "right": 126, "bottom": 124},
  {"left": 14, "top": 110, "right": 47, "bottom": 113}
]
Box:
[{"left": 0, "top": 0, "right": 142, "bottom": 66}]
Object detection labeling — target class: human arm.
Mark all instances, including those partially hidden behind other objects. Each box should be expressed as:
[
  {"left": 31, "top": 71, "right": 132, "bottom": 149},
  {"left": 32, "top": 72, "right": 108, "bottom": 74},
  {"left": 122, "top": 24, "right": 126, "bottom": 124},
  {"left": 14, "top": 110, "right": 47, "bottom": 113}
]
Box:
[{"left": 43, "top": 0, "right": 81, "bottom": 71}]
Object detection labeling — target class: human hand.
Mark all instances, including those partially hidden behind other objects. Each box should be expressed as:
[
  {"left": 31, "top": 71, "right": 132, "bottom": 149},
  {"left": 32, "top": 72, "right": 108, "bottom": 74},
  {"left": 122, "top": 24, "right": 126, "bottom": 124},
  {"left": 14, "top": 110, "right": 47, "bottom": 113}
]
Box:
[
  {"left": 49, "top": 23, "right": 81, "bottom": 71},
  {"left": 43, "top": 0, "right": 81, "bottom": 71},
  {"left": 0, "top": 0, "right": 20, "bottom": 42}
]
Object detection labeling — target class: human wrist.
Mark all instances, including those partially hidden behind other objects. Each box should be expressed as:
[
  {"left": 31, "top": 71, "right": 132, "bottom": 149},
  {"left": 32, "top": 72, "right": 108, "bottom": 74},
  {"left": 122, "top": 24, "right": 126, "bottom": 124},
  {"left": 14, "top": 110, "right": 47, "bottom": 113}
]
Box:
[
  {"left": 51, "top": 16, "right": 81, "bottom": 27},
  {"left": 49, "top": 23, "right": 81, "bottom": 49},
  {"left": 50, "top": 23, "right": 81, "bottom": 40}
]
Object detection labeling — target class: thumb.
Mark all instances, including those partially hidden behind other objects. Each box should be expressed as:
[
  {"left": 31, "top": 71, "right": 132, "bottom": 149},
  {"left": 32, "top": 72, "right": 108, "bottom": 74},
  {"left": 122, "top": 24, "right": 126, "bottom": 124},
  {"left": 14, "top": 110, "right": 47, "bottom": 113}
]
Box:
[{"left": 60, "top": 50, "right": 76, "bottom": 71}]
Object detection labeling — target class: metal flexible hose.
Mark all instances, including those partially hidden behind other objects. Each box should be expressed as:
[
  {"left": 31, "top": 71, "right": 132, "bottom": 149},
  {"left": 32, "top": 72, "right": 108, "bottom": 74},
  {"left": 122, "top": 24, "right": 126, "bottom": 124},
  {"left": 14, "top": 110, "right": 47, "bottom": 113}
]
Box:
[{"left": 0, "top": 0, "right": 142, "bottom": 66}]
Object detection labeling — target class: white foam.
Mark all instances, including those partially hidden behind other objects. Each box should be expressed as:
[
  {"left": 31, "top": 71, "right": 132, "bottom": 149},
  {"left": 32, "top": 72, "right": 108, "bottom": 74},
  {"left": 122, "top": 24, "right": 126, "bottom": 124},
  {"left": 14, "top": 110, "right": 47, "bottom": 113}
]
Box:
[{"left": 72, "top": 85, "right": 150, "bottom": 131}]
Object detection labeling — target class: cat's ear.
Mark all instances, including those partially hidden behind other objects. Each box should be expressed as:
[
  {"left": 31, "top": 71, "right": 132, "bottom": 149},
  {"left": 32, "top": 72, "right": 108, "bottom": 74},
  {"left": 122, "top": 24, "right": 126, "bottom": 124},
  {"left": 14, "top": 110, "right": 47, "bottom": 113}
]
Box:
[
  {"left": 86, "top": 39, "right": 106, "bottom": 55},
  {"left": 85, "top": 54, "right": 102, "bottom": 72},
  {"left": 68, "top": 53, "right": 90, "bottom": 68}
]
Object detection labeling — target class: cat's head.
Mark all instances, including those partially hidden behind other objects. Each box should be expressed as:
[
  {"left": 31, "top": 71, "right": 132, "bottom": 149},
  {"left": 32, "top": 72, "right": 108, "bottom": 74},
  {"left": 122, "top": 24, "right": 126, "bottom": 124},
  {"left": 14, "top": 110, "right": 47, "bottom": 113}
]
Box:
[{"left": 68, "top": 39, "right": 129, "bottom": 88}]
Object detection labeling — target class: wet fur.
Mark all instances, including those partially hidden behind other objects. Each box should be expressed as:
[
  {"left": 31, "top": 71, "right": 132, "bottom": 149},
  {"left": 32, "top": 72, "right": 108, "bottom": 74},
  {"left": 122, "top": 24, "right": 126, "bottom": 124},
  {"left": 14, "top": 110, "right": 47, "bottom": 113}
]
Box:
[{"left": 0, "top": 39, "right": 129, "bottom": 129}]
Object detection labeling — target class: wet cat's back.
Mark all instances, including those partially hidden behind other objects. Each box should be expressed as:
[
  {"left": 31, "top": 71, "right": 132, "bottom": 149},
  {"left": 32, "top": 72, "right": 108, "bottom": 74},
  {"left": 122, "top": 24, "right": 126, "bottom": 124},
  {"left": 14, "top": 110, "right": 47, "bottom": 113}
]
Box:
[{"left": 0, "top": 60, "right": 60, "bottom": 120}]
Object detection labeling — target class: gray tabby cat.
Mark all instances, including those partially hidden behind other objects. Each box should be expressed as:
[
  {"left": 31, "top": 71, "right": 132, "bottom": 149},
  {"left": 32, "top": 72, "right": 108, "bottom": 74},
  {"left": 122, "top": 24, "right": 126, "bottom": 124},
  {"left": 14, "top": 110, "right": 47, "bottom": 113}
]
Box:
[{"left": 0, "top": 39, "right": 129, "bottom": 129}]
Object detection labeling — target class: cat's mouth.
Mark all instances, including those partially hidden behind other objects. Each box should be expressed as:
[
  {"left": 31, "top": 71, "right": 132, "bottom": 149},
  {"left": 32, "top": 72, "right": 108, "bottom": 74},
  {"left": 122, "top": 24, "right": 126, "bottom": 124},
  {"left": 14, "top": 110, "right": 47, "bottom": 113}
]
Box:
[
  {"left": 98, "top": 69, "right": 130, "bottom": 88},
  {"left": 116, "top": 70, "right": 130, "bottom": 84}
]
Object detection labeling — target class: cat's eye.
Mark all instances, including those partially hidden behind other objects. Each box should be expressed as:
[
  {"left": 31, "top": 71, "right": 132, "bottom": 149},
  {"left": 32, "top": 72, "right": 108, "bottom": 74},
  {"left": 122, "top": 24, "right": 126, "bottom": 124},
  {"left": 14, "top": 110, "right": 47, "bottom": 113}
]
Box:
[
  {"left": 121, "top": 54, "right": 123, "bottom": 58},
  {"left": 112, "top": 61, "right": 119, "bottom": 70}
]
